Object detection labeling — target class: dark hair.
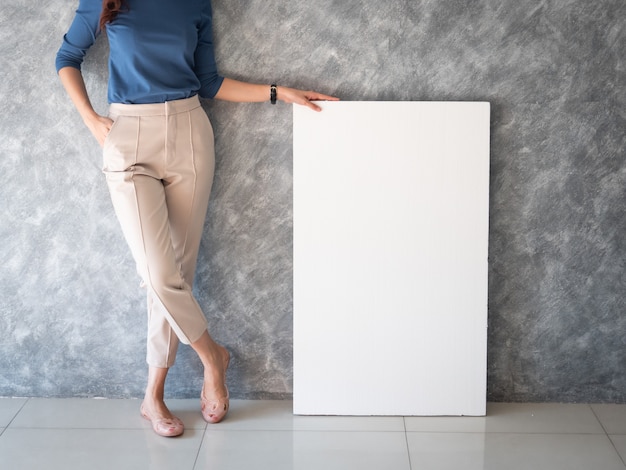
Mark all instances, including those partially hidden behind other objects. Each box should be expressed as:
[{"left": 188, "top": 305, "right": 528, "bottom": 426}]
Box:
[{"left": 99, "top": 0, "right": 127, "bottom": 31}]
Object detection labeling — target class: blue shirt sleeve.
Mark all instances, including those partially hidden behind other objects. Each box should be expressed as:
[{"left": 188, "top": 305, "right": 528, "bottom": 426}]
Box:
[
  {"left": 194, "top": 1, "right": 224, "bottom": 99},
  {"left": 55, "top": 0, "right": 101, "bottom": 72}
]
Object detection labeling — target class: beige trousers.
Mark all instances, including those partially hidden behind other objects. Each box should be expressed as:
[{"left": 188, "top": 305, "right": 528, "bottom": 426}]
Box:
[{"left": 102, "top": 95, "right": 214, "bottom": 368}]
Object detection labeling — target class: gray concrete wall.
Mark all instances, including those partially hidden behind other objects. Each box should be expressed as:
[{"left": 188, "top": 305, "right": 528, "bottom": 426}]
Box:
[{"left": 0, "top": 0, "right": 624, "bottom": 402}]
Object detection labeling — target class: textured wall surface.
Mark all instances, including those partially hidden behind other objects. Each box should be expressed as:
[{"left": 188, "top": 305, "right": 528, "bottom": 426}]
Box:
[{"left": 0, "top": 0, "right": 624, "bottom": 402}]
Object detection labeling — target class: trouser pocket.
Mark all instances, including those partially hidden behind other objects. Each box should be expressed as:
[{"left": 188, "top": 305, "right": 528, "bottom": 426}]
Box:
[{"left": 102, "top": 115, "right": 140, "bottom": 172}]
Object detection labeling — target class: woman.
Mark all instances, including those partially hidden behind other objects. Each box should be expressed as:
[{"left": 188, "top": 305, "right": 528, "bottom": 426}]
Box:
[{"left": 56, "top": 0, "right": 337, "bottom": 437}]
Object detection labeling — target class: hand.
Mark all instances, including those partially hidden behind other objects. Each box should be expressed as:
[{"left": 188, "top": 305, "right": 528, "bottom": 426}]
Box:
[
  {"left": 276, "top": 86, "right": 339, "bottom": 112},
  {"left": 84, "top": 113, "right": 114, "bottom": 147}
]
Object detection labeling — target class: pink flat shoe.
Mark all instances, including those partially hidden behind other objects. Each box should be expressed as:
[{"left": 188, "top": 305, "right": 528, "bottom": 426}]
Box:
[
  {"left": 201, "top": 386, "right": 229, "bottom": 423},
  {"left": 140, "top": 403, "right": 184, "bottom": 437}
]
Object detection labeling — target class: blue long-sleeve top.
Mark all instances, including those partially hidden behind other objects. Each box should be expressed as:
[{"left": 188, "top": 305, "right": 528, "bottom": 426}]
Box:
[{"left": 55, "top": 0, "right": 224, "bottom": 104}]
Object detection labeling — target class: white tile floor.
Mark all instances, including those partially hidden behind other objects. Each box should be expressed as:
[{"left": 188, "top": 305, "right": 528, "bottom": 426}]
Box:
[{"left": 0, "top": 399, "right": 625, "bottom": 470}]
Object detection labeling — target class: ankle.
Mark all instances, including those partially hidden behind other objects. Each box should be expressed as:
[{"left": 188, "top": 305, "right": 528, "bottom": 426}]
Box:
[{"left": 144, "top": 390, "right": 165, "bottom": 402}]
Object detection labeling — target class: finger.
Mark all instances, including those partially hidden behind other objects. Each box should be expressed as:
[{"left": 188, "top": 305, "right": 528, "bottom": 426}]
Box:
[
  {"left": 302, "top": 99, "right": 322, "bottom": 112},
  {"left": 307, "top": 92, "right": 340, "bottom": 101},
  {"left": 319, "top": 95, "right": 340, "bottom": 101}
]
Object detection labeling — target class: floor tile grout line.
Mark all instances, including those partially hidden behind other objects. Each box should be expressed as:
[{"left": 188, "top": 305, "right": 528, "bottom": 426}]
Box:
[
  {"left": 3, "top": 397, "right": 30, "bottom": 431},
  {"left": 206, "top": 428, "right": 409, "bottom": 433},
  {"left": 2, "top": 426, "right": 614, "bottom": 435},
  {"left": 3, "top": 427, "right": 618, "bottom": 438},
  {"left": 589, "top": 404, "right": 609, "bottom": 435},
  {"left": 0, "top": 426, "right": 209, "bottom": 432},
  {"left": 405, "top": 430, "right": 613, "bottom": 436},
  {"left": 191, "top": 422, "right": 209, "bottom": 470},
  {"left": 590, "top": 404, "right": 626, "bottom": 468},
  {"left": 403, "top": 417, "right": 414, "bottom": 470},
  {"left": 5, "top": 423, "right": 408, "bottom": 432},
  {"left": 609, "top": 436, "right": 626, "bottom": 470}
]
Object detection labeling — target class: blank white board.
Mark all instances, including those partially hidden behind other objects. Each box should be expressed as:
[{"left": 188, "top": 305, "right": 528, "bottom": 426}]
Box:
[{"left": 293, "top": 101, "right": 490, "bottom": 416}]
